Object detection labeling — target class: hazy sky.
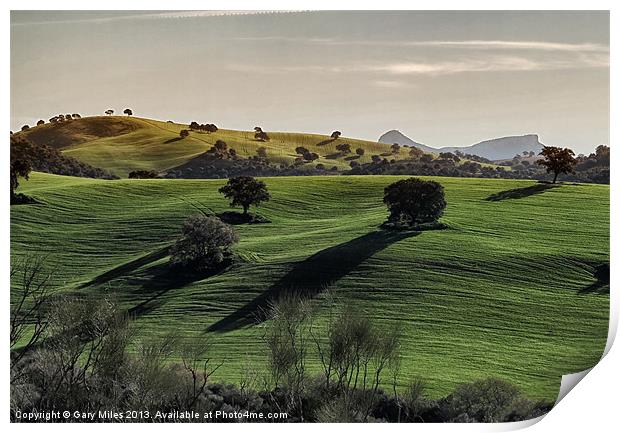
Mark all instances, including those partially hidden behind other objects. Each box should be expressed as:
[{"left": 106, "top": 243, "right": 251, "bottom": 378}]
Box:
[{"left": 11, "top": 10, "right": 609, "bottom": 153}]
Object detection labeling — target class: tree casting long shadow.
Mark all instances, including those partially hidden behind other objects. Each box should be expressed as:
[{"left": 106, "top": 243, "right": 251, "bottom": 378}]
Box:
[
  {"left": 485, "top": 183, "right": 558, "bottom": 202},
  {"left": 207, "top": 229, "right": 419, "bottom": 332}
]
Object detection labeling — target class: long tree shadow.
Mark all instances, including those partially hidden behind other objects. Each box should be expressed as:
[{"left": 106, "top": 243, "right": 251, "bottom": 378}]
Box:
[
  {"left": 579, "top": 263, "right": 609, "bottom": 294},
  {"left": 485, "top": 183, "right": 558, "bottom": 202},
  {"left": 77, "top": 246, "right": 171, "bottom": 289},
  {"left": 317, "top": 138, "right": 337, "bottom": 146},
  {"left": 127, "top": 261, "right": 233, "bottom": 318},
  {"left": 207, "top": 230, "right": 419, "bottom": 332}
]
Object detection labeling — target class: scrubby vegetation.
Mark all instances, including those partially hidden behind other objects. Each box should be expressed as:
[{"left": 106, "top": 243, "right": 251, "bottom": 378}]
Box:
[{"left": 10, "top": 272, "right": 551, "bottom": 423}]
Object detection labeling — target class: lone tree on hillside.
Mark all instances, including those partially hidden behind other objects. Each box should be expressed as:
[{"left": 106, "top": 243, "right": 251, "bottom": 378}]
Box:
[
  {"left": 383, "top": 177, "right": 446, "bottom": 227},
  {"left": 219, "top": 176, "right": 271, "bottom": 216},
  {"left": 537, "top": 146, "right": 577, "bottom": 183},
  {"left": 105, "top": 109, "right": 114, "bottom": 116},
  {"left": 336, "top": 143, "right": 351, "bottom": 154},
  {"left": 10, "top": 136, "right": 33, "bottom": 202},
  {"left": 21, "top": 125, "right": 30, "bottom": 131},
  {"left": 179, "top": 129, "right": 190, "bottom": 139},
  {"left": 123, "top": 108, "right": 133, "bottom": 116},
  {"left": 356, "top": 147, "right": 365, "bottom": 156},
  {"left": 169, "top": 215, "right": 239, "bottom": 270},
  {"left": 255, "top": 130, "right": 270, "bottom": 142},
  {"left": 330, "top": 131, "right": 341, "bottom": 139},
  {"left": 36, "top": 120, "right": 45, "bottom": 126},
  {"left": 10, "top": 158, "right": 31, "bottom": 201}
]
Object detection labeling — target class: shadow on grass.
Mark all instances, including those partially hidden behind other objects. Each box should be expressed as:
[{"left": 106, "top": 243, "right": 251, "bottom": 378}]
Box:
[
  {"left": 77, "top": 246, "right": 171, "bottom": 289},
  {"left": 216, "top": 211, "right": 270, "bottom": 225},
  {"left": 11, "top": 193, "right": 40, "bottom": 206},
  {"left": 485, "top": 183, "right": 558, "bottom": 202},
  {"left": 207, "top": 230, "right": 419, "bottom": 332},
  {"left": 164, "top": 137, "right": 183, "bottom": 144},
  {"left": 127, "top": 259, "right": 233, "bottom": 318},
  {"left": 317, "top": 138, "right": 336, "bottom": 146},
  {"left": 579, "top": 263, "right": 609, "bottom": 295}
]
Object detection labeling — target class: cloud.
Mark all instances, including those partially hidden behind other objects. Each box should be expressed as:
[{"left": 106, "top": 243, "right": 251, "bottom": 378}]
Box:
[
  {"left": 230, "top": 52, "right": 608, "bottom": 77},
  {"left": 373, "top": 80, "right": 411, "bottom": 88},
  {"left": 407, "top": 40, "right": 608, "bottom": 52},
  {"left": 231, "top": 36, "right": 609, "bottom": 53},
  {"left": 11, "top": 10, "right": 299, "bottom": 26},
  {"left": 374, "top": 54, "right": 609, "bottom": 75}
]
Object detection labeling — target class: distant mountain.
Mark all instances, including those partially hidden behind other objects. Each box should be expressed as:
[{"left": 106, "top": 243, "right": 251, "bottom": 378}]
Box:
[
  {"left": 379, "top": 130, "right": 544, "bottom": 160},
  {"left": 377, "top": 130, "right": 437, "bottom": 154}
]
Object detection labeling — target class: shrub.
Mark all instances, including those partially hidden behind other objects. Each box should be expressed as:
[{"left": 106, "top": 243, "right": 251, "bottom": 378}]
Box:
[
  {"left": 179, "top": 129, "right": 189, "bottom": 139},
  {"left": 383, "top": 178, "right": 446, "bottom": 227},
  {"left": 128, "top": 170, "right": 159, "bottom": 179},
  {"left": 336, "top": 143, "right": 351, "bottom": 154},
  {"left": 169, "top": 215, "right": 238, "bottom": 270},
  {"left": 441, "top": 378, "right": 531, "bottom": 422}
]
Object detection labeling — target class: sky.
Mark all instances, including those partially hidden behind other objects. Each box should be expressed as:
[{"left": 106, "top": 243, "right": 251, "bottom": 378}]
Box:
[{"left": 11, "top": 10, "right": 609, "bottom": 154}]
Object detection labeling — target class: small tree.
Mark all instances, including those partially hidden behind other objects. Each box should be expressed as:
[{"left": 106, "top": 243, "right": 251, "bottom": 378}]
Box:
[
  {"left": 123, "top": 108, "right": 133, "bottom": 116},
  {"left": 218, "top": 176, "right": 271, "bottom": 215},
  {"left": 36, "top": 120, "right": 45, "bottom": 126},
  {"left": 356, "top": 148, "right": 365, "bottom": 156},
  {"left": 10, "top": 159, "right": 31, "bottom": 200},
  {"left": 371, "top": 155, "right": 382, "bottom": 163},
  {"left": 255, "top": 131, "right": 270, "bottom": 142},
  {"left": 330, "top": 131, "right": 341, "bottom": 139},
  {"left": 214, "top": 140, "right": 228, "bottom": 153},
  {"left": 21, "top": 125, "right": 30, "bottom": 131},
  {"left": 383, "top": 178, "right": 446, "bottom": 227},
  {"left": 336, "top": 143, "right": 351, "bottom": 154},
  {"left": 391, "top": 143, "right": 401, "bottom": 154},
  {"left": 179, "top": 129, "right": 190, "bottom": 139},
  {"left": 537, "top": 146, "right": 577, "bottom": 183},
  {"left": 295, "top": 146, "right": 309, "bottom": 156},
  {"left": 170, "top": 215, "right": 238, "bottom": 270},
  {"left": 72, "top": 113, "right": 81, "bottom": 119},
  {"left": 105, "top": 109, "right": 114, "bottom": 116}
]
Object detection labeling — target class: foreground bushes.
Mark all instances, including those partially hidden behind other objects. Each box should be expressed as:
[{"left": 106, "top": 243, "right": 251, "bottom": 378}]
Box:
[{"left": 10, "top": 267, "right": 551, "bottom": 423}]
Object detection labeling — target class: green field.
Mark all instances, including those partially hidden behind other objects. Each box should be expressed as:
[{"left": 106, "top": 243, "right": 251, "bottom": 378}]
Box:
[
  {"left": 17, "top": 117, "right": 418, "bottom": 177},
  {"left": 11, "top": 172, "right": 609, "bottom": 401}
]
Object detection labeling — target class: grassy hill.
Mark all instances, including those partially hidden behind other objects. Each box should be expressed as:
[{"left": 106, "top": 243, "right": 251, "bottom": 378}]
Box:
[
  {"left": 16, "top": 116, "right": 416, "bottom": 177},
  {"left": 11, "top": 173, "right": 609, "bottom": 401}
]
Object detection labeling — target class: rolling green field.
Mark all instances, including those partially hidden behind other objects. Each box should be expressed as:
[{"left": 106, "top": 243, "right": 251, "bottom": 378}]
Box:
[
  {"left": 17, "top": 116, "right": 415, "bottom": 177},
  {"left": 11, "top": 172, "right": 609, "bottom": 401}
]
